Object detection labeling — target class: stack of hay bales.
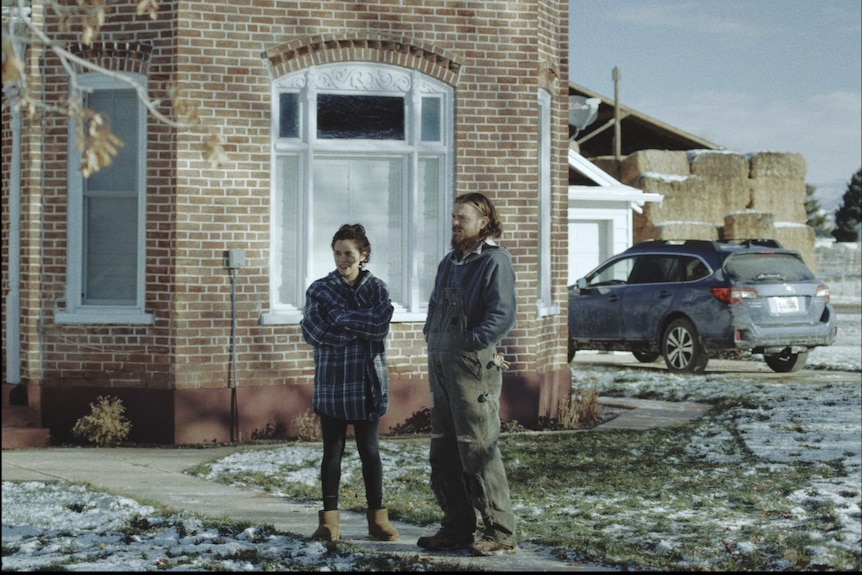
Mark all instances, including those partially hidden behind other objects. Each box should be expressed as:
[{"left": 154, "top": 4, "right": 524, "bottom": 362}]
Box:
[
  {"left": 618, "top": 149, "right": 815, "bottom": 269},
  {"left": 746, "top": 152, "right": 815, "bottom": 268}
]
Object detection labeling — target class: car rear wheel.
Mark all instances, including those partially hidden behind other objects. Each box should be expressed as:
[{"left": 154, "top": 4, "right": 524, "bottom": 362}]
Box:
[
  {"left": 632, "top": 351, "right": 660, "bottom": 363},
  {"left": 662, "top": 318, "right": 708, "bottom": 374},
  {"left": 764, "top": 349, "right": 809, "bottom": 373}
]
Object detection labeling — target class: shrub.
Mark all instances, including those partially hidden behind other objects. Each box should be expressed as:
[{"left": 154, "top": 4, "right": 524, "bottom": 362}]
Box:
[
  {"left": 71, "top": 395, "right": 132, "bottom": 447},
  {"left": 501, "top": 419, "right": 528, "bottom": 433},
  {"left": 293, "top": 409, "right": 321, "bottom": 442},
  {"left": 390, "top": 408, "right": 432, "bottom": 435},
  {"left": 572, "top": 384, "right": 603, "bottom": 428},
  {"left": 537, "top": 384, "right": 603, "bottom": 431},
  {"left": 251, "top": 421, "right": 288, "bottom": 440}
]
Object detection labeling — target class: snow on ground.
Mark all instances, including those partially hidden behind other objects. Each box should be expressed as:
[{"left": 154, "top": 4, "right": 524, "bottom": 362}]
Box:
[{"left": 2, "top": 306, "right": 860, "bottom": 571}]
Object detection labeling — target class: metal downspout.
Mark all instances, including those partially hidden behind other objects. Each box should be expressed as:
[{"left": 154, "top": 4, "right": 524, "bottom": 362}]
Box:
[{"left": 5, "top": 104, "right": 22, "bottom": 384}]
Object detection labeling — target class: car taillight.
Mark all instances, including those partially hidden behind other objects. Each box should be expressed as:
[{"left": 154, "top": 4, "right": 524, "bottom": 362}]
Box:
[
  {"left": 816, "top": 284, "right": 831, "bottom": 302},
  {"left": 711, "top": 286, "right": 759, "bottom": 305}
]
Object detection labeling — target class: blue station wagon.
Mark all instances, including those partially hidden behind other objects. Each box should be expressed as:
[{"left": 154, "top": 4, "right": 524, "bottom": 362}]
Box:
[{"left": 567, "top": 239, "right": 837, "bottom": 373}]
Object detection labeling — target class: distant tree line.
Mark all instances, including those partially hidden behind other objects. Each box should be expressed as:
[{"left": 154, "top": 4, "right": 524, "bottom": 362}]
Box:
[
  {"left": 831, "top": 168, "right": 861, "bottom": 242},
  {"left": 806, "top": 167, "right": 861, "bottom": 242},
  {"left": 805, "top": 184, "right": 831, "bottom": 237}
]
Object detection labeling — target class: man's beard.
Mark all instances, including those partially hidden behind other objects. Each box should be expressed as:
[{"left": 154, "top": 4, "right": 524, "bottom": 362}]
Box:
[{"left": 451, "top": 228, "right": 483, "bottom": 254}]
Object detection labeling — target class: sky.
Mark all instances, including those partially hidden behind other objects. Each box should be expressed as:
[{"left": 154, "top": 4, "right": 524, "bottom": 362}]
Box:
[
  {"left": 569, "top": 0, "right": 862, "bottom": 209},
  {"left": 2, "top": 308, "right": 860, "bottom": 571}
]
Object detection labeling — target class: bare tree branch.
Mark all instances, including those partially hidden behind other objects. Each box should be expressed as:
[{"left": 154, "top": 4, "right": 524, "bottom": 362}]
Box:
[{"left": 2, "top": 0, "right": 227, "bottom": 174}]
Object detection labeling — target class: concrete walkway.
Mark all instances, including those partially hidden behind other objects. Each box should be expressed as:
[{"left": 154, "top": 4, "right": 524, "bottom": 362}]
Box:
[{"left": 1, "top": 398, "right": 711, "bottom": 572}]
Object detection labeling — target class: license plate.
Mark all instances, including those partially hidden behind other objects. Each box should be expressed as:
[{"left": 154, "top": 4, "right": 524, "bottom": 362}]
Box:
[{"left": 772, "top": 296, "right": 800, "bottom": 313}]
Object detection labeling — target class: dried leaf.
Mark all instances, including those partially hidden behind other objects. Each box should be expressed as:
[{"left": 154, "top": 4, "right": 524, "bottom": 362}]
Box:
[
  {"left": 203, "top": 133, "right": 228, "bottom": 167},
  {"left": 1, "top": 38, "right": 25, "bottom": 87},
  {"left": 75, "top": 110, "right": 124, "bottom": 178},
  {"left": 169, "top": 85, "right": 201, "bottom": 124},
  {"left": 136, "top": 0, "right": 160, "bottom": 20},
  {"left": 81, "top": 5, "right": 106, "bottom": 46},
  {"left": 81, "top": 24, "right": 95, "bottom": 46}
]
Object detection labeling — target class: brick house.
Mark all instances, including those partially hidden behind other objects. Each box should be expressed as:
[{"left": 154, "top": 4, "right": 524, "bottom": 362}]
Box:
[{"left": 2, "top": 1, "right": 574, "bottom": 444}]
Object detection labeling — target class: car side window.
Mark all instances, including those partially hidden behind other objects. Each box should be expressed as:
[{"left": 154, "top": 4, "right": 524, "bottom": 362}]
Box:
[
  {"left": 683, "top": 257, "right": 709, "bottom": 281},
  {"left": 588, "top": 256, "right": 635, "bottom": 287},
  {"left": 629, "top": 255, "right": 677, "bottom": 284}
]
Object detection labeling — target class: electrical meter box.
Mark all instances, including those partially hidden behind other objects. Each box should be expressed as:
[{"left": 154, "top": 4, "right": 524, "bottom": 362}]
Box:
[{"left": 227, "top": 248, "right": 245, "bottom": 269}]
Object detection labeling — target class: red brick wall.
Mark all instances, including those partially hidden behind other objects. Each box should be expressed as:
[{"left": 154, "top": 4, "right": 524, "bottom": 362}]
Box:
[
  {"left": 5, "top": 0, "right": 572, "bottom": 444},
  {"left": 35, "top": 1, "right": 179, "bottom": 392}
]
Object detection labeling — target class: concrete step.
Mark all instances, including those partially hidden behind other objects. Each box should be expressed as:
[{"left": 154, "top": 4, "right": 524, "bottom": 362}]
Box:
[
  {"left": 2, "top": 383, "right": 27, "bottom": 408},
  {"left": 3, "top": 404, "right": 42, "bottom": 428},
  {"left": 2, "top": 386, "right": 52, "bottom": 449},
  {"left": 2, "top": 425, "right": 51, "bottom": 449}
]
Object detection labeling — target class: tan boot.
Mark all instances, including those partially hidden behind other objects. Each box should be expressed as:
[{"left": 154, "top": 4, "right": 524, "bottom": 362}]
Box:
[
  {"left": 366, "top": 508, "right": 399, "bottom": 541},
  {"left": 311, "top": 509, "right": 340, "bottom": 541}
]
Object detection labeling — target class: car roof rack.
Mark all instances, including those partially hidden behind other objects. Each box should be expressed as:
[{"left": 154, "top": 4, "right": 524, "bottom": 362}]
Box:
[
  {"left": 629, "top": 239, "right": 718, "bottom": 251},
  {"left": 629, "top": 238, "right": 784, "bottom": 252},
  {"left": 719, "top": 238, "right": 784, "bottom": 248}
]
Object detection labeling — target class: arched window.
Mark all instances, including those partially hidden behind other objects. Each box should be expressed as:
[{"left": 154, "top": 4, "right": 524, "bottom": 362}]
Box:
[{"left": 264, "top": 63, "right": 454, "bottom": 323}]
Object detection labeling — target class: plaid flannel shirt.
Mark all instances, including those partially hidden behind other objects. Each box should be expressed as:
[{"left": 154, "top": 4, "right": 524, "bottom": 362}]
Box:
[{"left": 301, "top": 269, "right": 394, "bottom": 421}]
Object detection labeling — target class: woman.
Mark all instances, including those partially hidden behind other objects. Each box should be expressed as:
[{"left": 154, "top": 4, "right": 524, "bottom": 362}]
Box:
[{"left": 300, "top": 223, "right": 399, "bottom": 542}]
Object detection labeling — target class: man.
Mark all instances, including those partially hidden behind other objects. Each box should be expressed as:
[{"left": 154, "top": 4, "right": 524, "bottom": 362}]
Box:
[{"left": 418, "top": 192, "right": 518, "bottom": 556}]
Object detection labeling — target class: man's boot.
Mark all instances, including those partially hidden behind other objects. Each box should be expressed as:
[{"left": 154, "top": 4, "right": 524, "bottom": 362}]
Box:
[
  {"left": 311, "top": 509, "right": 340, "bottom": 541},
  {"left": 366, "top": 508, "right": 399, "bottom": 541}
]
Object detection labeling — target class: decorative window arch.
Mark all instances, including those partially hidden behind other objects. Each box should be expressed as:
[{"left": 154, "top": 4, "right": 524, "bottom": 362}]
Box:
[{"left": 263, "top": 62, "right": 455, "bottom": 324}]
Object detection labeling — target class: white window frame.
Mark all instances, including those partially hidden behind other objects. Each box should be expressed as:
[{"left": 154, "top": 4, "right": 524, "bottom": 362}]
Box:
[
  {"left": 262, "top": 63, "right": 454, "bottom": 324},
  {"left": 537, "top": 89, "right": 559, "bottom": 317},
  {"left": 56, "top": 73, "right": 152, "bottom": 325}
]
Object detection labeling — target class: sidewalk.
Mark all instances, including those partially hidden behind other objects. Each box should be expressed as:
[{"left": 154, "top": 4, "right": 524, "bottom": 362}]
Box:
[{"left": 1, "top": 399, "right": 710, "bottom": 572}]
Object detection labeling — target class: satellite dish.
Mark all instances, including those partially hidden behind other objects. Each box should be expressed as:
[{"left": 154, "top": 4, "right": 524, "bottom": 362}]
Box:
[{"left": 568, "top": 96, "right": 600, "bottom": 132}]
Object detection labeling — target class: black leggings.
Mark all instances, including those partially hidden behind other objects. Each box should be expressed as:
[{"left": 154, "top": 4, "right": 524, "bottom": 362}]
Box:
[{"left": 319, "top": 413, "right": 383, "bottom": 511}]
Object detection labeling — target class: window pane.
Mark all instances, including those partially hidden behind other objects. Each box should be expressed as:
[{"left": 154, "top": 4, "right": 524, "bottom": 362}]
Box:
[
  {"left": 421, "top": 97, "right": 441, "bottom": 142},
  {"left": 418, "top": 157, "right": 440, "bottom": 303},
  {"left": 81, "top": 87, "right": 139, "bottom": 305},
  {"left": 270, "top": 65, "right": 453, "bottom": 317},
  {"left": 279, "top": 93, "right": 299, "bottom": 138},
  {"left": 84, "top": 197, "right": 137, "bottom": 303},
  {"left": 317, "top": 94, "right": 404, "bottom": 140},
  {"left": 312, "top": 157, "right": 403, "bottom": 303},
  {"left": 275, "top": 155, "right": 300, "bottom": 306},
  {"left": 591, "top": 257, "right": 635, "bottom": 286},
  {"left": 725, "top": 254, "right": 815, "bottom": 282},
  {"left": 683, "top": 257, "right": 709, "bottom": 281},
  {"left": 538, "top": 90, "right": 552, "bottom": 305},
  {"left": 630, "top": 255, "right": 675, "bottom": 284},
  {"left": 85, "top": 90, "right": 137, "bottom": 193}
]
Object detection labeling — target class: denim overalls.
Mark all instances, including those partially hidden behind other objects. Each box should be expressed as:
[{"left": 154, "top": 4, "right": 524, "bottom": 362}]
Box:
[{"left": 425, "top": 284, "right": 516, "bottom": 544}]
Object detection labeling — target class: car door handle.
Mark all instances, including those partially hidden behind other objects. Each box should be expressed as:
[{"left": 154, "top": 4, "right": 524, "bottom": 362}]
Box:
[
  {"left": 607, "top": 294, "right": 621, "bottom": 302},
  {"left": 657, "top": 290, "right": 672, "bottom": 298}
]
